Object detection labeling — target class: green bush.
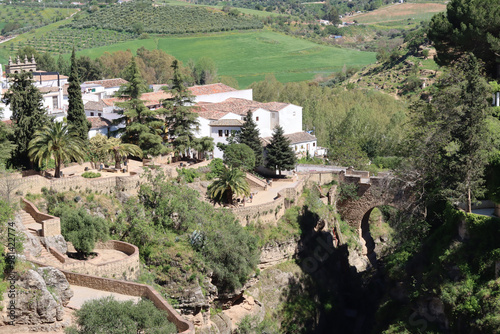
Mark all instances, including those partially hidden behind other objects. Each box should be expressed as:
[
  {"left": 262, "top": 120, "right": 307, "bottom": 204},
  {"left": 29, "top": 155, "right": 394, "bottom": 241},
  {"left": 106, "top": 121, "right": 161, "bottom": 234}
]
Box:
[
  {"left": 56, "top": 206, "right": 108, "bottom": 257},
  {"left": 176, "top": 168, "right": 200, "bottom": 183},
  {"left": 206, "top": 158, "right": 225, "bottom": 180},
  {"left": 66, "top": 296, "right": 177, "bottom": 334},
  {"left": 81, "top": 171, "right": 101, "bottom": 178}
]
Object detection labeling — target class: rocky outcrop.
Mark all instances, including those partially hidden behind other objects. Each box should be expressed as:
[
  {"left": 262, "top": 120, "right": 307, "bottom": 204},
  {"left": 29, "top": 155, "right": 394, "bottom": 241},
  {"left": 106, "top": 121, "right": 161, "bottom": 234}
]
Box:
[
  {"left": 13, "top": 213, "right": 43, "bottom": 258},
  {"left": 259, "top": 238, "right": 298, "bottom": 270},
  {"left": 40, "top": 235, "right": 67, "bottom": 255},
  {"left": 1, "top": 266, "right": 73, "bottom": 327}
]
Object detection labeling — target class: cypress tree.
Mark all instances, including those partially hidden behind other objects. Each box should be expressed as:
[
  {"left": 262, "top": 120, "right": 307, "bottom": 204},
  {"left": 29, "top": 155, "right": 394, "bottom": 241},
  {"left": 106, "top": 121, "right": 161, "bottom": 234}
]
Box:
[
  {"left": 265, "top": 126, "right": 296, "bottom": 176},
  {"left": 67, "top": 47, "right": 90, "bottom": 142},
  {"left": 237, "top": 111, "right": 263, "bottom": 166},
  {"left": 115, "top": 57, "right": 165, "bottom": 157},
  {"left": 162, "top": 60, "right": 199, "bottom": 157},
  {"left": 3, "top": 71, "right": 49, "bottom": 168}
]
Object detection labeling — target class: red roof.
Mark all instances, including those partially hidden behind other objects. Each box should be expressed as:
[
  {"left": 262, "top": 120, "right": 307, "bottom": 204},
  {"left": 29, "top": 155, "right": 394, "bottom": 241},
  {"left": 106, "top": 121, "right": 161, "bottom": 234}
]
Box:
[
  {"left": 195, "top": 98, "right": 290, "bottom": 116},
  {"left": 84, "top": 78, "right": 129, "bottom": 89},
  {"left": 188, "top": 83, "right": 236, "bottom": 96},
  {"left": 87, "top": 116, "right": 111, "bottom": 129}
]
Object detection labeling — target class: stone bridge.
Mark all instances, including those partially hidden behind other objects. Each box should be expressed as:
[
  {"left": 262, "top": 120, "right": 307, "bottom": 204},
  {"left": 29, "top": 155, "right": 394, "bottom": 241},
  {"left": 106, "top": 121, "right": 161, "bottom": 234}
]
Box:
[{"left": 336, "top": 169, "right": 413, "bottom": 231}]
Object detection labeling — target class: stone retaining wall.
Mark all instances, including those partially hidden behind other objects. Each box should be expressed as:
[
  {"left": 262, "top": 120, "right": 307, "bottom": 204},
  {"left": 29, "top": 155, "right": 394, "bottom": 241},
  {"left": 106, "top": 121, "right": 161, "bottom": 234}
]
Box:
[
  {"left": 29, "top": 259, "right": 194, "bottom": 334},
  {"left": 22, "top": 198, "right": 61, "bottom": 236},
  {"left": 46, "top": 240, "right": 140, "bottom": 281}
]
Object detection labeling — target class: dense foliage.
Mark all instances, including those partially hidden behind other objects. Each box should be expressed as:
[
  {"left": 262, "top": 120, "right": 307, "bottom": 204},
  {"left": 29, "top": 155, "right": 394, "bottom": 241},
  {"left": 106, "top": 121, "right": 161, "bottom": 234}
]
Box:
[
  {"left": 64, "top": 1, "right": 263, "bottom": 35},
  {"left": 265, "top": 125, "right": 296, "bottom": 175},
  {"left": 56, "top": 205, "right": 108, "bottom": 257},
  {"left": 222, "top": 143, "right": 255, "bottom": 171},
  {"left": 66, "top": 296, "right": 177, "bottom": 334},
  {"left": 428, "top": 0, "right": 500, "bottom": 78},
  {"left": 67, "top": 48, "right": 91, "bottom": 142}
]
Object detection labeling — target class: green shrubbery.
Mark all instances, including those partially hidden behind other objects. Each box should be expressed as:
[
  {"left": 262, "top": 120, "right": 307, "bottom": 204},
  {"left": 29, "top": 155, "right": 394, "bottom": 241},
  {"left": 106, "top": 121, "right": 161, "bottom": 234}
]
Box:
[
  {"left": 66, "top": 296, "right": 177, "bottom": 334},
  {"left": 81, "top": 171, "right": 101, "bottom": 179}
]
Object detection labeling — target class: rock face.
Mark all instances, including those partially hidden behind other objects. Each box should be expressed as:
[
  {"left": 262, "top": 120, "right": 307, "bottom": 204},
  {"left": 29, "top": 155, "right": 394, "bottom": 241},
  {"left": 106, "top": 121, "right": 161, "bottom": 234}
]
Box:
[
  {"left": 13, "top": 214, "right": 42, "bottom": 258},
  {"left": 1, "top": 267, "right": 73, "bottom": 327},
  {"left": 40, "top": 235, "right": 67, "bottom": 254},
  {"left": 259, "top": 238, "right": 298, "bottom": 270}
]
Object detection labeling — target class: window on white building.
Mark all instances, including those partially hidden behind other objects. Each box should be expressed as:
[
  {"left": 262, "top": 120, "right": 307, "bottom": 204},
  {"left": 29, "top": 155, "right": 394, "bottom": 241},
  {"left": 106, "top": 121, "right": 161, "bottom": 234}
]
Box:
[
  {"left": 90, "top": 112, "right": 94, "bottom": 116},
  {"left": 313, "top": 142, "right": 316, "bottom": 147},
  {"left": 219, "top": 130, "right": 223, "bottom": 137},
  {"left": 256, "top": 117, "right": 259, "bottom": 121},
  {"left": 225, "top": 130, "right": 229, "bottom": 137}
]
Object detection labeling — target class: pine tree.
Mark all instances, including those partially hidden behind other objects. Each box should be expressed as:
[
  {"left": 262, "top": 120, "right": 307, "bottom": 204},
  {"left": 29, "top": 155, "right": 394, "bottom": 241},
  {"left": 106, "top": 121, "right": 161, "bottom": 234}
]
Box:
[
  {"left": 162, "top": 60, "right": 199, "bottom": 157},
  {"left": 67, "top": 47, "right": 90, "bottom": 142},
  {"left": 237, "top": 111, "right": 263, "bottom": 166},
  {"left": 115, "top": 57, "right": 165, "bottom": 157},
  {"left": 3, "top": 72, "right": 49, "bottom": 168},
  {"left": 408, "top": 54, "right": 492, "bottom": 212},
  {"left": 265, "top": 126, "right": 296, "bottom": 175}
]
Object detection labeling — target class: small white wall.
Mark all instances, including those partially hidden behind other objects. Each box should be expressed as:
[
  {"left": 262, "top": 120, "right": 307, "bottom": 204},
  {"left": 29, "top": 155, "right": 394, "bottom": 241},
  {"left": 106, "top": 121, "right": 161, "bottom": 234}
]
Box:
[
  {"left": 292, "top": 139, "right": 317, "bottom": 157},
  {"left": 278, "top": 104, "right": 302, "bottom": 134},
  {"left": 210, "top": 125, "right": 241, "bottom": 159},
  {"left": 253, "top": 108, "right": 273, "bottom": 137},
  {"left": 1, "top": 102, "right": 12, "bottom": 120},
  {"left": 194, "top": 89, "right": 253, "bottom": 103},
  {"left": 104, "top": 87, "right": 122, "bottom": 97},
  {"left": 220, "top": 112, "right": 244, "bottom": 121},
  {"left": 195, "top": 116, "right": 211, "bottom": 138},
  {"left": 89, "top": 127, "right": 109, "bottom": 139}
]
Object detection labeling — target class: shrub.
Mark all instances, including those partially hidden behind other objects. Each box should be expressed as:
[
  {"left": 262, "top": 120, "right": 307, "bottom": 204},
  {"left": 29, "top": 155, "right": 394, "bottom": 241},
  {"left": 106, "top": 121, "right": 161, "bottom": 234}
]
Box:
[
  {"left": 56, "top": 206, "right": 108, "bottom": 258},
  {"left": 81, "top": 171, "right": 101, "bottom": 178},
  {"left": 66, "top": 296, "right": 177, "bottom": 334}
]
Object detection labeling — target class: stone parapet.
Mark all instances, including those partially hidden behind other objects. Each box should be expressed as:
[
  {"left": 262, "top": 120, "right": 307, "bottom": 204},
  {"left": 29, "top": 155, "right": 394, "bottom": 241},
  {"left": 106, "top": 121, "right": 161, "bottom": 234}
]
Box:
[
  {"left": 29, "top": 259, "right": 194, "bottom": 334},
  {"left": 22, "top": 198, "right": 61, "bottom": 237}
]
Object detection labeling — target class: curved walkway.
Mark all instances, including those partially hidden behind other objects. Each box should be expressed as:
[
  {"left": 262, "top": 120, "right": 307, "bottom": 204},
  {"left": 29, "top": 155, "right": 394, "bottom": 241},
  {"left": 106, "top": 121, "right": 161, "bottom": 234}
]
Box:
[{"left": 67, "top": 285, "right": 141, "bottom": 310}]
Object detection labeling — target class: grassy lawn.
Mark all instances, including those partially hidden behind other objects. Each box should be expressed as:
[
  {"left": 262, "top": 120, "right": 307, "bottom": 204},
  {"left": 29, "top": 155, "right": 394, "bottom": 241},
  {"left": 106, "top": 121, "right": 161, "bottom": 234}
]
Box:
[{"left": 76, "top": 30, "right": 376, "bottom": 87}]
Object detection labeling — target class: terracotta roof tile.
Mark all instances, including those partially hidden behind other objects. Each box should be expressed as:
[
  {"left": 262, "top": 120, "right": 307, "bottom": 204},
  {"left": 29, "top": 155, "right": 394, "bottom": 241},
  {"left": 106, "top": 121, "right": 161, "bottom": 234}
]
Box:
[
  {"left": 195, "top": 98, "right": 290, "bottom": 116},
  {"left": 85, "top": 100, "right": 108, "bottom": 112},
  {"left": 188, "top": 83, "right": 236, "bottom": 96},
  {"left": 102, "top": 91, "right": 172, "bottom": 108},
  {"left": 209, "top": 119, "right": 244, "bottom": 127},
  {"left": 87, "top": 116, "right": 111, "bottom": 129},
  {"left": 84, "top": 78, "right": 129, "bottom": 89},
  {"left": 261, "top": 131, "right": 316, "bottom": 146}
]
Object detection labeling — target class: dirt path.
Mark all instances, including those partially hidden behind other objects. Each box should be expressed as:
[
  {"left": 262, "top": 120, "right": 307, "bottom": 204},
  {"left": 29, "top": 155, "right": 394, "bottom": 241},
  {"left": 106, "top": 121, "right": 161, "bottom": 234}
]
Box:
[{"left": 67, "top": 286, "right": 141, "bottom": 310}]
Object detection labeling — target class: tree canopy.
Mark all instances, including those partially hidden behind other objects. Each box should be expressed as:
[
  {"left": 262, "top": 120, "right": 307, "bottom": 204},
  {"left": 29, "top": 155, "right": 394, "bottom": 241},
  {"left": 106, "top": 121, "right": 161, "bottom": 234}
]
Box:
[
  {"left": 222, "top": 143, "right": 255, "bottom": 171},
  {"left": 237, "top": 111, "right": 263, "bottom": 166},
  {"left": 3, "top": 71, "right": 49, "bottom": 168},
  {"left": 67, "top": 47, "right": 90, "bottom": 142},
  {"left": 428, "top": 0, "right": 500, "bottom": 78},
  {"left": 265, "top": 126, "right": 296, "bottom": 175}
]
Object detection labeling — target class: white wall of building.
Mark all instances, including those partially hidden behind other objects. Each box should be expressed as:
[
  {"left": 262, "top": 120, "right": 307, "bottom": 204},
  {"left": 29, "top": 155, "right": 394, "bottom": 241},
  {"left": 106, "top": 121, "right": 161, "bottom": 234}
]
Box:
[
  {"left": 210, "top": 125, "right": 241, "bottom": 159},
  {"left": 252, "top": 108, "right": 273, "bottom": 137},
  {"left": 278, "top": 104, "right": 303, "bottom": 134},
  {"left": 194, "top": 89, "right": 252, "bottom": 103},
  {"left": 195, "top": 117, "right": 211, "bottom": 138},
  {"left": 292, "top": 139, "right": 317, "bottom": 157},
  {"left": 89, "top": 127, "right": 109, "bottom": 139}
]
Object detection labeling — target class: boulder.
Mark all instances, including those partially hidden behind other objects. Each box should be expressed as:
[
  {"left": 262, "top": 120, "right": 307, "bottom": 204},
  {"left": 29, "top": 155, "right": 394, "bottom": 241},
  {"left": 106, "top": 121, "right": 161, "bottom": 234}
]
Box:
[
  {"left": 40, "top": 235, "right": 67, "bottom": 255},
  {"left": 36, "top": 267, "right": 73, "bottom": 306}
]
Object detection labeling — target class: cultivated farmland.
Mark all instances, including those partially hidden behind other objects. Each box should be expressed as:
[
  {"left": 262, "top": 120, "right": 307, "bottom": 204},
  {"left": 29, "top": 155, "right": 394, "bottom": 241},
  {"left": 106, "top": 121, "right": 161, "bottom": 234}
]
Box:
[
  {"left": 75, "top": 31, "right": 376, "bottom": 87},
  {"left": 344, "top": 3, "right": 446, "bottom": 27}
]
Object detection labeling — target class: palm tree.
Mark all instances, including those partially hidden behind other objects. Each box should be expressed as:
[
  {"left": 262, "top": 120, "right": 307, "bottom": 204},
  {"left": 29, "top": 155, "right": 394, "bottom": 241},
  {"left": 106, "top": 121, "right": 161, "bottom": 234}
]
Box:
[
  {"left": 28, "top": 121, "right": 85, "bottom": 178},
  {"left": 105, "top": 137, "right": 143, "bottom": 169},
  {"left": 208, "top": 167, "right": 250, "bottom": 206}
]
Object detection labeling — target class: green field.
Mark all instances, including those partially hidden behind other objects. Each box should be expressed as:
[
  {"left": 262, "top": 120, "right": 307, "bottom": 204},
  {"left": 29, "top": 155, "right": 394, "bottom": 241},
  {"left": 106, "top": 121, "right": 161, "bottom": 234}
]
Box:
[
  {"left": 0, "top": 5, "right": 78, "bottom": 34},
  {"left": 73, "top": 30, "right": 376, "bottom": 88},
  {"left": 348, "top": 3, "right": 446, "bottom": 28}
]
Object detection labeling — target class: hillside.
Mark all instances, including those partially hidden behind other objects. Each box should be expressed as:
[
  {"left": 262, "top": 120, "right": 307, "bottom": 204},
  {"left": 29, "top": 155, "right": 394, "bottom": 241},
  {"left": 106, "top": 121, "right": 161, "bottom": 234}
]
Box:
[{"left": 63, "top": 1, "right": 263, "bottom": 34}]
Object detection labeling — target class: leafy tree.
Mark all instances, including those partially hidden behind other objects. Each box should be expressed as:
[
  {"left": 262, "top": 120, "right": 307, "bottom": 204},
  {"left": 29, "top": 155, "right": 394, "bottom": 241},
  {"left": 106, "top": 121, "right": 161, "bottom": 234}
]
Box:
[
  {"left": 0, "top": 111, "right": 13, "bottom": 166},
  {"left": 67, "top": 47, "right": 91, "bottom": 142},
  {"left": 3, "top": 71, "right": 49, "bottom": 168},
  {"left": 406, "top": 54, "right": 493, "bottom": 212},
  {"left": 222, "top": 143, "right": 255, "bottom": 171},
  {"left": 208, "top": 167, "right": 250, "bottom": 205},
  {"left": 265, "top": 126, "right": 296, "bottom": 176},
  {"left": 88, "top": 134, "right": 110, "bottom": 168},
  {"left": 56, "top": 54, "right": 70, "bottom": 76},
  {"left": 237, "top": 111, "right": 263, "bottom": 166},
  {"left": 192, "top": 57, "right": 218, "bottom": 85},
  {"left": 115, "top": 58, "right": 166, "bottom": 157},
  {"left": 28, "top": 121, "right": 86, "bottom": 178},
  {"left": 56, "top": 205, "right": 108, "bottom": 258},
  {"left": 105, "top": 137, "right": 142, "bottom": 169},
  {"left": 192, "top": 136, "right": 214, "bottom": 160},
  {"left": 76, "top": 55, "right": 103, "bottom": 82},
  {"left": 428, "top": 0, "right": 500, "bottom": 78},
  {"left": 161, "top": 60, "right": 199, "bottom": 157},
  {"left": 66, "top": 297, "right": 177, "bottom": 334}
]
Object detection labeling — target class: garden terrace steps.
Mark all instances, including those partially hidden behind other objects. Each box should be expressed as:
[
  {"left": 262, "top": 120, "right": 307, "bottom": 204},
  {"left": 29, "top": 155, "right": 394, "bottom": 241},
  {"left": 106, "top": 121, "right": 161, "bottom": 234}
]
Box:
[
  {"left": 245, "top": 172, "right": 267, "bottom": 190},
  {"left": 19, "top": 209, "right": 42, "bottom": 236},
  {"left": 37, "top": 247, "right": 63, "bottom": 268}
]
